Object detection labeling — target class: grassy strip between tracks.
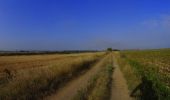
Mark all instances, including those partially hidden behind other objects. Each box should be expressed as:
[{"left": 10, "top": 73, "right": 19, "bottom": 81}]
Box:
[{"left": 72, "top": 54, "right": 113, "bottom": 100}]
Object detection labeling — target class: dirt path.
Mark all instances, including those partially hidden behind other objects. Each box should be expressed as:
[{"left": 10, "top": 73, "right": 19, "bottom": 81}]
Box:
[
  {"left": 111, "top": 55, "right": 132, "bottom": 100},
  {"left": 45, "top": 56, "right": 108, "bottom": 100}
]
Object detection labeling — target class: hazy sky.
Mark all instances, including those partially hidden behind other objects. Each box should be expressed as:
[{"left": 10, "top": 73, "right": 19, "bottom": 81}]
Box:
[{"left": 0, "top": 0, "right": 170, "bottom": 50}]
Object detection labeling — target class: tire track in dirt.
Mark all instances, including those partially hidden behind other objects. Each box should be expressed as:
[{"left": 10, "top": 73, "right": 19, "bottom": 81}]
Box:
[
  {"left": 44, "top": 55, "right": 108, "bottom": 100},
  {"left": 111, "top": 54, "right": 132, "bottom": 100}
]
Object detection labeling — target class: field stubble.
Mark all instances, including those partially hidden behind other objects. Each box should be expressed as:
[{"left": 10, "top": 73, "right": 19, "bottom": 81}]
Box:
[{"left": 0, "top": 52, "right": 105, "bottom": 100}]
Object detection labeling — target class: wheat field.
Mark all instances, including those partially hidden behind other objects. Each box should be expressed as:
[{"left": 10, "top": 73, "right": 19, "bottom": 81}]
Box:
[{"left": 0, "top": 52, "right": 105, "bottom": 99}]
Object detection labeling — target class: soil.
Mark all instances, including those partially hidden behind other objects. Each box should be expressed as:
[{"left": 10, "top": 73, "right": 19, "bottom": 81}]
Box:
[{"left": 110, "top": 56, "right": 132, "bottom": 100}]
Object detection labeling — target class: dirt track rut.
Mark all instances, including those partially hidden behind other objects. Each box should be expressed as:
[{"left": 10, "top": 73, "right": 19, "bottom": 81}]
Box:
[
  {"left": 111, "top": 55, "right": 132, "bottom": 100},
  {"left": 45, "top": 53, "right": 132, "bottom": 100}
]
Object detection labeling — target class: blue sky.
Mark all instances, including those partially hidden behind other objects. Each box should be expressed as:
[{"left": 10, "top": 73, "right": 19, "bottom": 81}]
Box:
[{"left": 0, "top": 0, "right": 170, "bottom": 50}]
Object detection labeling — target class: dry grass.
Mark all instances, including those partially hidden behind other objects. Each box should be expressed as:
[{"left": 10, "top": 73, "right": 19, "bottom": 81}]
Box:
[
  {"left": 88, "top": 54, "right": 113, "bottom": 100},
  {"left": 0, "top": 53, "right": 102, "bottom": 73},
  {"left": 0, "top": 52, "right": 104, "bottom": 100},
  {"left": 87, "top": 64, "right": 113, "bottom": 100}
]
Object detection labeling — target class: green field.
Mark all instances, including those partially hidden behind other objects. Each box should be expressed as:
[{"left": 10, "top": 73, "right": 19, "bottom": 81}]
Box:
[{"left": 118, "top": 49, "right": 170, "bottom": 100}]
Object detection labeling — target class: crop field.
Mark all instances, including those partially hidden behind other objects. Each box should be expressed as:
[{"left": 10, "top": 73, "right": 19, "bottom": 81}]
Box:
[
  {"left": 119, "top": 49, "right": 170, "bottom": 100},
  {"left": 1, "top": 50, "right": 169, "bottom": 100},
  {"left": 0, "top": 53, "right": 102, "bottom": 73},
  {"left": 0, "top": 52, "right": 106, "bottom": 100}
]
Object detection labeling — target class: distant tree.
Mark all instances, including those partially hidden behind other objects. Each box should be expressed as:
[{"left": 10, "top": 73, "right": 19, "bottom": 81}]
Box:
[
  {"left": 107, "top": 48, "right": 112, "bottom": 51},
  {"left": 113, "top": 49, "right": 120, "bottom": 51}
]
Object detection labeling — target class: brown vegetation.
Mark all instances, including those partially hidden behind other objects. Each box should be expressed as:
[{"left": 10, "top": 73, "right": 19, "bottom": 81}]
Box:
[{"left": 0, "top": 52, "right": 104, "bottom": 100}]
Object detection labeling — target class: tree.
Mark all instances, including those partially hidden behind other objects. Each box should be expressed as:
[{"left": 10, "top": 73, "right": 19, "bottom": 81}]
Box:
[{"left": 107, "top": 48, "right": 112, "bottom": 51}]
